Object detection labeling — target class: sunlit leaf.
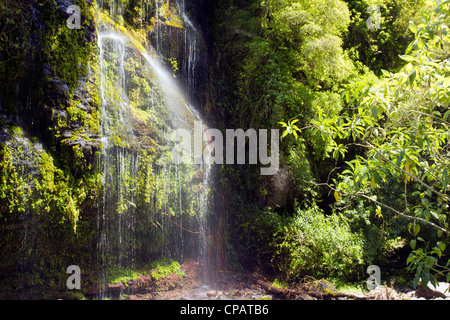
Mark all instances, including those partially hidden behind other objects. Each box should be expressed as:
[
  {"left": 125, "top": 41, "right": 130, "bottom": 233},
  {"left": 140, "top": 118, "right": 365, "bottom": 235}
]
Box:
[{"left": 334, "top": 190, "right": 340, "bottom": 202}]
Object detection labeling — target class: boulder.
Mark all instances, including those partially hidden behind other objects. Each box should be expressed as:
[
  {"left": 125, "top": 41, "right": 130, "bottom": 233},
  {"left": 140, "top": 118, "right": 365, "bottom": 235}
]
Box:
[
  {"left": 206, "top": 290, "right": 217, "bottom": 297},
  {"left": 415, "top": 283, "right": 447, "bottom": 299},
  {"left": 311, "top": 279, "right": 339, "bottom": 296},
  {"left": 295, "top": 293, "right": 315, "bottom": 300}
]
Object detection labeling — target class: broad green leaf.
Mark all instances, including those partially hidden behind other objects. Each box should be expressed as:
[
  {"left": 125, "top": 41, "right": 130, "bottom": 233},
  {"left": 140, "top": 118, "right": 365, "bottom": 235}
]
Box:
[
  {"left": 444, "top": 110, "right": 450, "bottom": 121},
  {"left": 430, "top": 210, "right": 439, "bottom": 220},
  {"left": 371, "top": 105, "right": 378, "bottom": 118},
  {"left": 381, "top": 69, "right": 391, "bottom": 77},
  {"left": 371, "top": 173, "right": 377, "bottom": 189},
  {"left": 409, "top": 21, "right": 418, "bottom": 34},
  {"left": 408, "top": 69, "right": 417, "bottom": 87},
  {"left": 399, "top": 55, "right": 415, "bottom": 62},
  {"left": 413, "top": 272, "right": 421, "bottom": 288}
]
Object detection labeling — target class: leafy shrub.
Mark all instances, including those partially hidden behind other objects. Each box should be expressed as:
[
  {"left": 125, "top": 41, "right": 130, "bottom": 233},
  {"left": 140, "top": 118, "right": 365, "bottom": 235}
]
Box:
[
  {"left": 237, "top": 206, "right": 284, "bottom": 273},
  {"left": 276, "top": 201, "right": 364, "bottom": 280}
]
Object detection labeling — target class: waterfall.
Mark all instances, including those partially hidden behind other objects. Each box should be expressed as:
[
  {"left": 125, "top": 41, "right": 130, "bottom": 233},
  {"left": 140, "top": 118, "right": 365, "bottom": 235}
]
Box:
[
  {"left": 140, "top": 35, "right": 212, "bottom": 287},
  {"left": 97, "top": 32, "right": 139, "bottom": 298},
  {"left": 96, "top": 0, "right": 213, "bottom": 299},
  {"left": 176, "top": 0, "right": 199, "bottom": 96},
  {"left": 173, "top": 0, "right": 212, "bottom": 283}
]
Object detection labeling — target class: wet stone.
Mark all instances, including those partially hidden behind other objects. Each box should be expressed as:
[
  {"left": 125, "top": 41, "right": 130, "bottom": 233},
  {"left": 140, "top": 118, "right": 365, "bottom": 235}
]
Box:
[{"left": 206, "top": 290, "right": 217, "bottom": 298}]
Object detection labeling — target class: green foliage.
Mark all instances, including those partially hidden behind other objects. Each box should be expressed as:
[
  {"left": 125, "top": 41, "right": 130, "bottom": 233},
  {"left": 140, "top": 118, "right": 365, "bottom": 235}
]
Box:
[
  {"left": 213, "top": 0, "right": 362, "bottom": 278},
  {"left": 219, "top": 0, "right": 355, "bottom": 133},
  {"left": 272, "top": 277, "right": 288, "bottom": 289},
  {"left": 122, "top": 0, "right": 156, "bottom": 30},
  {"left": 281, "top": 0, "right": 450, "bottom": 287},
  {"left": 158, "top": 1, "right": 184, "bottom": 28},
  {"left": 168, "top": 57, "right": 179, "bottom": 77},
  {"left": 275, "top": 202, "right": 364, "bottom": 280},
  {"left": 343, "top": 0, "right": 428, "bottom": 74},
  {"left": 263, "top": 0, "right": 353, "bottom": 88},
  {"left": 407, "top": 242, "right": 450, "bottom": 288},
  {"left": 237, "top": 206, "right": 284, "bottom": 272}
]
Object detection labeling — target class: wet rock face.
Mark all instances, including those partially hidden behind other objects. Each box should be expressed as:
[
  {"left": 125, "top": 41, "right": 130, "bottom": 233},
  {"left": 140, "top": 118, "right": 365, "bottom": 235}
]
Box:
[
  {"left": 0, "top": 1, "right": 101, "bottom": 297},
  {"left": 56, "top": 0, "right": 78, "bottom": 17},
  {"left": 150, "top": 23, "right": 184, "bottom": 60},
  {"left": 147, "top": 1, "right": 210, "bottom": 115},
  {"left": 0, "top": 0, "right": 101, "bottom": 172},
  {"left": 0, "top": 0, "right": 215, "bottom": 299},
  {"left": 6, "top": 0, "right": 101, "bottom": 158}
]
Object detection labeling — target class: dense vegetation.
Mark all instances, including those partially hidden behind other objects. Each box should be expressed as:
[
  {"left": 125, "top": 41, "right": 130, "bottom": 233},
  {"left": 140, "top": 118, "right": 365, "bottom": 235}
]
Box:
[
  {"left": 0, "top": 0, "right": 449, "bottom": 299},
  {"left": 210, "top": 0, "right": 450, "bottom": 287}
]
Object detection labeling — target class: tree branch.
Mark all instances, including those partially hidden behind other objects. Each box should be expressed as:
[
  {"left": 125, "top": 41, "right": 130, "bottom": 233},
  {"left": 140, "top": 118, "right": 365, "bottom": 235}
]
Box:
[
  {"left": 366, "top": 142, "right": 450, "bottom": 203},
  {"left": 307, "top": 180, "right": 450, "bottom": 236},
  {"left": 356, "top": 193, "right": 450, "bottom": 236}
]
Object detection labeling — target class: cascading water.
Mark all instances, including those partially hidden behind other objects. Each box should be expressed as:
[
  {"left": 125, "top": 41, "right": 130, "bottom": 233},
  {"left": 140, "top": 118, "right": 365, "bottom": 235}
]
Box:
[
  {"left": 176, "top": 0, "right": 200, "bottom": 96},
  {"left": 95, "top": 0, "right": 213, "bottom": 299},
  {"left": 141, "top": 39, "right": 213, "bottom": 287},
  {"left": 97, "top": 31, "right": 139, "bottom": 298}
]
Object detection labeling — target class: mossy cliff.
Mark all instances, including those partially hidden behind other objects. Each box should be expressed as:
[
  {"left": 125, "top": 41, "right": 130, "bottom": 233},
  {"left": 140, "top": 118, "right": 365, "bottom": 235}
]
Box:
[
  {"left": 95, "top": 9, "right": 209, "bottom": 295},
  {"left": 0, "top": 0, "right": 104, "bottom": 298},
  {"left": 0, "top": 0, "right": 210, "bottom": 299},
  {"left": 0, "top": 0, "right": 101, "bottom": 299}
]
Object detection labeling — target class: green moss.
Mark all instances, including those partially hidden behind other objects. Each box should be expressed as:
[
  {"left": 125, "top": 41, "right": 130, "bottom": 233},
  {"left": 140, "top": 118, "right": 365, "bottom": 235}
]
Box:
[
  {"left": 272, "top": 278, "right": 288, "bottom": 289},
  {"left": 98, "top": 9, "right": 148, "bottom": 52},
  {"left": 31, "top": 145, "right": 100, "bottom": 233},
  {"left": 108, "top": 267, "right": 145, "bottom": 285},
  {"left": 41, "top": 0, "right": 97, "bottom": 92},
  {"left": 0, "top": 124, "right": 101, "bottom": 233},
  {"left": 334, "top": 281, "right": 367, "bottom": 294},
  {"left": 159, "top": 1, "right": 184, "bottom": 28},
  {"left": 0, "top": 0, "right": 104, "bottom": 298},
  {"left": 0, "top": 144, "right": 32, "bottom": 215},
  {"left": 150, "top": 259, "right": 184, "bottom": 281},
  {"left": 37, "top": 0, "right": 101, "bottom": 178},
  {"left": 168, "top": 57, "right": 179, "bottom": 77}
]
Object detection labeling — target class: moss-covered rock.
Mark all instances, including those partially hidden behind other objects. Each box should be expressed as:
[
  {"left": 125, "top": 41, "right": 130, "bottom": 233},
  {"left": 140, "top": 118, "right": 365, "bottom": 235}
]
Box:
[
  {"left": 0, "top": 0, "right": 102, "bottom": 299},
  {"left": 0, "top": 0, "right": 212, "bottom": 299}
]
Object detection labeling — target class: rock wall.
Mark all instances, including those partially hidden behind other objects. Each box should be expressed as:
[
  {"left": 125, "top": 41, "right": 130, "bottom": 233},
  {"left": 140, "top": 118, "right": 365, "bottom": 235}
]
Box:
[
  {"left": 0, "top": 0, "right": 212, "bottom": 299},
  {"left": 0, "top": 0, "right": 101, "bottom": 299}
]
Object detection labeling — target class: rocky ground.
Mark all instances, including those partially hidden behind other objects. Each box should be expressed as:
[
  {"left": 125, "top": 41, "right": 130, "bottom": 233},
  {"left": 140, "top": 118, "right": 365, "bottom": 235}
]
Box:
[
  {"left": 99, "top": 260, "right": 450, "bottom": 301},
  {"left": 118, "top": 260, "right": 272, "bottom": 300}
]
